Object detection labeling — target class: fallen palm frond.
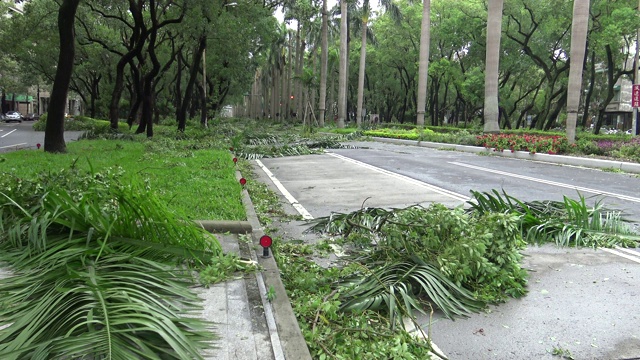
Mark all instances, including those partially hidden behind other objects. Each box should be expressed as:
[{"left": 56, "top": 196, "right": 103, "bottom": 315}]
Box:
[
  {"left": 306, "top": 206, "right": 397, "bottom": 236},
  {"left": 0, "top": 179, "right": 218, "bottom": 359},
  {"left": 308, "top": 203, "right": 530, "bottom": 323},
  {"left": 467, "top": 189, "right": 640, "bottom": 248},
  {"left": 340, "top": 257, "right": 485, "bottom": 328}
]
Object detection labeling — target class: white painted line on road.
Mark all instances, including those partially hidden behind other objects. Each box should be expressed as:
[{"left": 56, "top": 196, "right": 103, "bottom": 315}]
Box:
[
  {"left": 255, "top": 159, "right": 314, "bottom": 220},
  {"left": 328, "top": 152, "right": 469, "bottom": 202},
  {"left": 1, "top": 129, "right": 17, "bottom": 138},
  {"left": 613, "top": 245, "right": 640, "bottom": 259},
  {"left": 599, "top": 247, "right": 640, "bottom": 264},
  {"left": 450, "top": 161, "right": 640, "bottom": 204},
  {"left": 0, "top": 143, "right": 27, "bottom": 149}
]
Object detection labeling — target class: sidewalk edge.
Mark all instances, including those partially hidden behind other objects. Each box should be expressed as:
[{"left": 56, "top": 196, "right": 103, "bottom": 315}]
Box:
[{"left": 237, "top": 170, "right": 313, "bottom": 360}]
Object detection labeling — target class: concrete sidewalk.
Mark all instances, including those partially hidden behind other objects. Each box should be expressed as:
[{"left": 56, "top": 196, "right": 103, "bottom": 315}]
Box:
[{"left": 197, "top": 233, "right": 278, "bottom": 360}]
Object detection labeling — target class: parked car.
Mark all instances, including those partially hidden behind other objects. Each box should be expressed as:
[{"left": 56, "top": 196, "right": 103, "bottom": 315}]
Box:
[
  {"left": 24, "top": 113, "right": 39, "bottom": 121},
  {"left": 4, "top": 111, "right": 22, "bottom": 123}
]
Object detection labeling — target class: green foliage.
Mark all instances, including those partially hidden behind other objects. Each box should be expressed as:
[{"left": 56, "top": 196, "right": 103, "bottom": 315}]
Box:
[
  {"left": 274, "top": 242, "right": 436, "bottom": 360},
  {"left": 551, "top": 345, "right": 575, "bottom": 359},
  {"left": 363, "top": 128, "right": 436, "bottom": 141},
  {"left": 477, "top": 133, "right": 572, "bottom": 154},
  {"left": 1, "top": 139, "right": 245, "bottom": 221},
  {"left": 309, "top": 203, "right": 529, "bottom": 318},
  {"left": 199, "top": 253, "right": 258, "bottom": 286},
  {"left": 32, "top": 115, "right": 126, "bottom": 132},
  {"left": 467, "top": 189, "right": 640, "bottom": 248},
  {"left": 0, "top": 172, "right": 218, "bottom": 359}
]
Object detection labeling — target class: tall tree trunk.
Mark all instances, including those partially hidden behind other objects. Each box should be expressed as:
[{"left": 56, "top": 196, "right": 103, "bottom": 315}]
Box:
[
  {"left": 337, "top": 0, "right": 348, "bottom": 128},
  {"left": 177, "top": 35, "right": 206, "bottom": 131},
  {"left": 582, "top": 50, "right": 596, "bottom": 128},
  {"left": 483, "top": 0, "right": 504, "bottom": 133},
  {"left": 201, "top": 43, "right": 208, "bottom": 127},
  {"left": 318, "top": 0, "right": 328, "bottom": 127},
  {"left": 566, "top": 0, "right": 590, "bottom": 143},
  {"left": 356, "top": 12, "right": 368, "bottom": 128},
  {"left": 45, "top": 0, "right": 81, "bottom": 153},
  {"left": 416, "top": 0, "right": 431, "bottom": 127}
]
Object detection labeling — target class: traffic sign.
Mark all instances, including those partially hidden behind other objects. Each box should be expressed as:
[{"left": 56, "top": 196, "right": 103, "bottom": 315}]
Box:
[{"left": 633, "top": 84, "right": 640, "bottom": 108}]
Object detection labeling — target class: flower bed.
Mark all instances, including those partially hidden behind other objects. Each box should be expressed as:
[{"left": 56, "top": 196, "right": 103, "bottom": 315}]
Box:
[{"left": 476, "top": 133, "right": 572, "bottom": 154}]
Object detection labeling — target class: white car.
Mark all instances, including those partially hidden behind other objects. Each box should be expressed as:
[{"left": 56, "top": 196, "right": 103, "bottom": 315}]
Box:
[{"left": 4, "top": 111, "right": 22, "bottom": 123}]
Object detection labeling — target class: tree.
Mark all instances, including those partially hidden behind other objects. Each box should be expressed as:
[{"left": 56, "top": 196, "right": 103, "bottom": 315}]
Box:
[
  {"left": 318, "top": 0, "right": 329, "bottom": 127},
  {"left": 415, "top": 0, "right": 431, "bottom": 127},
  {"left": 483, "top": 0, "right": 504, "bottom": 133},
  {"left": 45, "top": 0, "right": 81, "bottom": 153},
  {"left": 337, "top": 0, "right": 348, "bottom": 128},
  {"left": 565, "top": 0, "right": 590, "bottom": 143},
  {"left": 355, "top": 0, "right": 400, "bottom": 128}
]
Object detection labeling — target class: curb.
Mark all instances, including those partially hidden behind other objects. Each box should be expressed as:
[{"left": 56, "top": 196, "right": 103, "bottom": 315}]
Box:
[
  {"left": 237, "top": 170, "right": 313, "bottom": 360},
  {"left": 369, "top": 137, "right": 640, "bottom": 174}
]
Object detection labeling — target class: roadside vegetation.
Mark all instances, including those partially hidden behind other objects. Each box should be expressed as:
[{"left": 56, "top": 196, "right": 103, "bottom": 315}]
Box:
[
  {"left": 324, "top": 124, "right": 640, "bottom": 163},
  {"left": 1, "top": 118, "right": 638, "bottom": 359},
  {"left": 234, "top": 120, "right": 640, "bottom": 359},
  {"left": 0, "top": 122, "right": 248, "bottom": 358}
]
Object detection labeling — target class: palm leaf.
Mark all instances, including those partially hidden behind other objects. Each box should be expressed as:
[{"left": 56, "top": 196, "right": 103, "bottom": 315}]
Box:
[
  {"left": 0, "top": 185, "right": 216, "bottom": 359},
  {"left": 339, "top": 258, "right": 485, "bottom": 328}
]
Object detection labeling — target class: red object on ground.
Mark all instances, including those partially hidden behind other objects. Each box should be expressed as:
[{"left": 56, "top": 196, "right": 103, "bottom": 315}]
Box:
[{"left": 259, "top": 235, "right": 273, "bottom": 248}]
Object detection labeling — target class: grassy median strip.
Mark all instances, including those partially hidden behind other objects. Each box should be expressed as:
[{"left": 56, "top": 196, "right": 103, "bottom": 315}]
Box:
[
  {"left": 1, "top": 137, "right": 245, "bottom": 220},
  {"left": 0, "top": 125, "right": 247, "bottom": 359}
]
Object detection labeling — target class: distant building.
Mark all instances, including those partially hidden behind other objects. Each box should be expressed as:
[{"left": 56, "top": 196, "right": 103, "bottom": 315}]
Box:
[{"left": 2, "top": 1, "right": 82, "bottom": 117}]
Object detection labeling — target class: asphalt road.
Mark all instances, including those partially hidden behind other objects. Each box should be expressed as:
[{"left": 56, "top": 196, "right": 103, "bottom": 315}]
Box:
[
  {"left": 0, "top": 121, "right": 84, "bottom": 152},
  {"left": 254, "top": 140, "right": 640, "bottom": 360}
]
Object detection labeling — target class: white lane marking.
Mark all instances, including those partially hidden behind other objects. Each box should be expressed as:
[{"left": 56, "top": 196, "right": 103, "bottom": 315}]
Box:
[
  {"left": 328, "top": 152, "right": 469, "bottom": 202},
  {"left": 0, "top": 143, "right": 27, "bottom": 149},
  {"left": 450, "top": 161, "right": 640, "bottom": 204},
  {"left": 255, "top": 159, "right": 314, "bottom": 220},
  {"left": 1, "top": 129, "right": 17, "bottom": 138},
  {"left": 599, "top": 247, "right": 640, "bottom": 264},
  {"left": 613, "top": 245, "right": 640, "bottom": 258}
]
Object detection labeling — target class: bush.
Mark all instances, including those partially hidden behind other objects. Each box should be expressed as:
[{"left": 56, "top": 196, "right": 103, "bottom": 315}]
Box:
[{"left": 476, "top": 133, "right": 571, "bottom": 154}]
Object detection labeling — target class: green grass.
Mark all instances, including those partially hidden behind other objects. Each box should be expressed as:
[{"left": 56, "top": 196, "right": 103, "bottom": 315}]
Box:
[{"left": 1, "top": 139, "right": 245, "bottom": 221}]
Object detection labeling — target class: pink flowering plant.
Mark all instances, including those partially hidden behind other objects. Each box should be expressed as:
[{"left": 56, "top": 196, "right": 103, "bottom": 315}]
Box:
[{"left": 476, "top": 134, "right": 571, "bottom": 154}]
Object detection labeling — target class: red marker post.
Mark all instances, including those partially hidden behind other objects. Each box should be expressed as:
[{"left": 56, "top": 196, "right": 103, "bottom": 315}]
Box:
[{"left": 259, "top": 235, "right": 273, "bottom": 257}]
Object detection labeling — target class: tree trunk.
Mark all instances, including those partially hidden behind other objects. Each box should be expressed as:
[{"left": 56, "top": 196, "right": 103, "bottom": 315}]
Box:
[
  {"left": 483, "top": 0, "right": 504, "bottom": 134},
  {"left": 318, "top": 0, "right": 328, "bottom": 127},
  {"left": 356, "top": 12, "right": 368, "bottom": 128},
  {"left": 565, "top": 0, "right": 590, "bottom": 143},
  {"left": 177, "top": 35, "right": 206, "bottom": 131},
  {"left": 416, "top": 0, "right": 431, "bottom": 127},
  {"left": 45, "top": 0, "right": 81, "bottom": 153},
  {"left": 337, "top": 0, "right": 348, "bottom": 128}
]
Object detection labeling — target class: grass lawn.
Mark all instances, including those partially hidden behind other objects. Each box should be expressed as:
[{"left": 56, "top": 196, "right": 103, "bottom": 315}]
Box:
[{"left": 1, "top": 137, "right": 245, "bottom": 221}]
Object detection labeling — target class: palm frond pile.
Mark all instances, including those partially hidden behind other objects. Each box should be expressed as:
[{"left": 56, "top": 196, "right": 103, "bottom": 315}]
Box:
[
  {"left": 309, "top": 203, "right": 528, "bottom": 326},
  {"left": 308, "top": 190, "right": 639, "bottom": 328},
  {"left": 0, "top": 170, "right": 218, "bottom": 359},
  {"left": 467, "top": 189, "right": 640, "bottom": 248}
]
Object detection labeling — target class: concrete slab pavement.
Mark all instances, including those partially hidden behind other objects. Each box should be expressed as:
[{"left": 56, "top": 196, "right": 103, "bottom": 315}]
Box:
[
  {"left": 198, "top": 233, "right": 276, "bottom": 360},
  {"left": 252, "top": 145, "right": 640, "bottom": 359},
  {"left": 424, "top": 245, "right": 640, "bottom": 359}
]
